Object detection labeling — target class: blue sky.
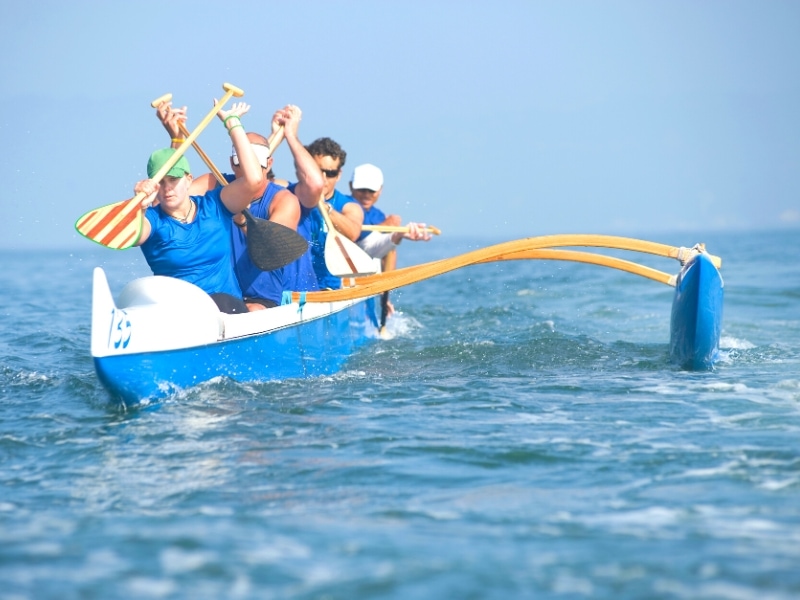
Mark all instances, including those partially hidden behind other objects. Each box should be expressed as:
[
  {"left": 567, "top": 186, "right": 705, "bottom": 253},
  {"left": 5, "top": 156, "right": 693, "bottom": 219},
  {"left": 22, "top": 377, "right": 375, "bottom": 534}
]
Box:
[{"left": 1, "top": 0, "right": 798, "bottom": 250}]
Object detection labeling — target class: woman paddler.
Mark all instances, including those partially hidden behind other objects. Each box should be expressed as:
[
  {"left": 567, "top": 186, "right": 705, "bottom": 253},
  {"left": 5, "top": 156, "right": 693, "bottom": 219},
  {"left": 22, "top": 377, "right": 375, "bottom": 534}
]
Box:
[{"left": 132, "top": 101, "right": 265, "bottom": 314}]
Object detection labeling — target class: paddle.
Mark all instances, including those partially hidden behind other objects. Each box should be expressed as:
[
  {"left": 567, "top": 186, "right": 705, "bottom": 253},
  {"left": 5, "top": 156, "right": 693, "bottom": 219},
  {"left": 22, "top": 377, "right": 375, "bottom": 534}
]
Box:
[
  {"left": 362, "top": 224, "right": 441, "bottom": 235},
  {"left": 75, "top": 83, "right": 244, "bottom": 249},
  {"left": 318, "top": 196, "right": 377, "bottom": 277},
  {"left": 379, "top": 291, "right": 391, "bottom": 334},
  {"left": 149, "top": 94, "right": 306, "bottom": 272}
]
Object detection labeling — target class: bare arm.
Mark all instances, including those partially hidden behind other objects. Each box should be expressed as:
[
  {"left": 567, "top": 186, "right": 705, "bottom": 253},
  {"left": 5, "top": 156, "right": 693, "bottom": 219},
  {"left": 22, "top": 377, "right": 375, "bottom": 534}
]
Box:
[
  {"left": 218, "top": 102, "right": 265, "bottom": 214},
  {"left": 278, "top": 105, "right": 324, "bottom": 209},
  {"left": 328, "top": 201, "right": 364, "bottom": 242}
]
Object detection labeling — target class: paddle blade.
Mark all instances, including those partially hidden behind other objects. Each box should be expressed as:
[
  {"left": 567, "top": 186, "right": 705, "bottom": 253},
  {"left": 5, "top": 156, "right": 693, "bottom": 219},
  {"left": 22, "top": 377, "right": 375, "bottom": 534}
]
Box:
[
  {"left": 324, "top": 231, "right": 379, "bottom": 277},
  {"left": 242, "top": 209, "right": 309, "bottom": 271},
  {"left": 75, "top": 197, "right": 143, "bottom": 249}
]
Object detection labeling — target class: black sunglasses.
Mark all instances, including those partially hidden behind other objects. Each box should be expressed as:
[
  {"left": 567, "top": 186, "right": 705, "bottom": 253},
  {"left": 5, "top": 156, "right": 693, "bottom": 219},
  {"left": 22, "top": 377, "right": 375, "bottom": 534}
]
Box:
[{"left": 320, "top": 167, "right": 341, "bottom": 178}]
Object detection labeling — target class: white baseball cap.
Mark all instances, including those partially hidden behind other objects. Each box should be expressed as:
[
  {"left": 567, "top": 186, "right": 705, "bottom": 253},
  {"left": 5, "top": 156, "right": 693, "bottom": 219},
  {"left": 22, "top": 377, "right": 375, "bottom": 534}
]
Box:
[{"left": 351, "top": 163, "right": 384, "bottom": 191}]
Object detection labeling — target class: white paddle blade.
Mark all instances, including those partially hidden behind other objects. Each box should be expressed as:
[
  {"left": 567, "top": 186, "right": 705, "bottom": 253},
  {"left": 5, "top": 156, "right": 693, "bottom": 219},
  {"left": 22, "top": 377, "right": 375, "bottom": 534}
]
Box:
[{"left": 324, "top": 233, "right": 379, "bottom": 277}]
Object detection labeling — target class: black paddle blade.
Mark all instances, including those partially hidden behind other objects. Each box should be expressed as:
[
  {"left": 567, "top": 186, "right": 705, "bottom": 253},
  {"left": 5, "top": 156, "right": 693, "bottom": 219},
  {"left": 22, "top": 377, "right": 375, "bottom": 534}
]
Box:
[{"left": 243, "top": 209, "right": 309, "bottom": 272}]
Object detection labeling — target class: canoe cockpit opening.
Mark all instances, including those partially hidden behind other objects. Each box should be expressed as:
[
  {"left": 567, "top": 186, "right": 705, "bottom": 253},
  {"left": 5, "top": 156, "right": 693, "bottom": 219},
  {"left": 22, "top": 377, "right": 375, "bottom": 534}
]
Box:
[{"left": 117, "top": 275, "right": 225, "bottom": 340}]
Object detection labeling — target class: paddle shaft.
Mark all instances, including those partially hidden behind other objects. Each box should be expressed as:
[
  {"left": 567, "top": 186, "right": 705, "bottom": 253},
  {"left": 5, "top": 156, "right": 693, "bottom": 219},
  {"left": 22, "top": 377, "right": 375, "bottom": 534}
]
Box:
[
  {"left": 362, "top": 224, "right": 441, "bottom": 235},
  {"left": 318, "top": 197, "right": 360, "bottom": 274}
]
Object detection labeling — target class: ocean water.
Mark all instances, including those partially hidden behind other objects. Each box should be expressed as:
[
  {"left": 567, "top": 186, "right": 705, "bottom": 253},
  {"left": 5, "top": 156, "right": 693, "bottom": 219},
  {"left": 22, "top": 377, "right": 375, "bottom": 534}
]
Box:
[{"left": 1, "top": 230, "right": 798, "bottom": 599}]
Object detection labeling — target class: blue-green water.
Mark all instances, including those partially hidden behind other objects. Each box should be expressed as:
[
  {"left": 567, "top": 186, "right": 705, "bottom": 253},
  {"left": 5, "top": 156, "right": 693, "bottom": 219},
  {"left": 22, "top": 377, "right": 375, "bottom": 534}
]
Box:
[{"left": 1, "top": 231, "right": 799, "bottom": 599}]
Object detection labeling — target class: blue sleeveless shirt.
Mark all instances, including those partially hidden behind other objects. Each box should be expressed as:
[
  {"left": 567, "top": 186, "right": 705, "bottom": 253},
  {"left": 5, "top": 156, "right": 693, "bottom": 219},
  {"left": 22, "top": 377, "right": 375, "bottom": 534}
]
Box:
[
  {"left": 307, "top": 188, "right": 360, "bottom": 290},
  {"left": 140, "top": 187, "right": 242, "bottom": 298},
  {"left": 231, "top": 181, "right": 286, "bottom": 305},
  {"left": 282, "top": 182, "right": 321, "bottom": 293}
]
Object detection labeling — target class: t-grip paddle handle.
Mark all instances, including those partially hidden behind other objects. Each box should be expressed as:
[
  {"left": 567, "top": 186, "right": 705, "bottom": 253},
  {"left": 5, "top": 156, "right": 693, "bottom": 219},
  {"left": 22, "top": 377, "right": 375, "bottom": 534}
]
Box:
[{"left": 151, "top": 92, "right": 173, "bottom": 107}]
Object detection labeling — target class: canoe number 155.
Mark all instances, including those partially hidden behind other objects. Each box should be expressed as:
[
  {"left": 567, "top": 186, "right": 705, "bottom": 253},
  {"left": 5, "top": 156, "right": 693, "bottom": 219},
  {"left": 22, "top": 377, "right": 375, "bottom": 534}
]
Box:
[{"left": 107, "top": 308, "right": 131, "bottom": 350}]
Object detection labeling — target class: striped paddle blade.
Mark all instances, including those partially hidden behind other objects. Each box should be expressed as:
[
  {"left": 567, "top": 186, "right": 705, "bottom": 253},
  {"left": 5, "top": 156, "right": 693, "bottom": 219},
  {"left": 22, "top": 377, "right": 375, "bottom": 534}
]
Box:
[{"left": 75, "top": 195, "right": 144, "bottom": 249}]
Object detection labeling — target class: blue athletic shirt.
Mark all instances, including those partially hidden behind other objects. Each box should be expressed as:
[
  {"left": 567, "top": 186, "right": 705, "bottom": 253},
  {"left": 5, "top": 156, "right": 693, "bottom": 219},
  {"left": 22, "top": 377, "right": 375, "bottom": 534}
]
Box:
[
  {"left": 231, "top": 181, "right": 286, "bottom": 305},
  {"left": 307, "top": 188, "right": 360, "bottom": 290},
  {"left": 140, "top": 187, "right": 242, "bottom": 298},
  {"left": 284, "top": 181, "right": 321, "bottom": 293}
]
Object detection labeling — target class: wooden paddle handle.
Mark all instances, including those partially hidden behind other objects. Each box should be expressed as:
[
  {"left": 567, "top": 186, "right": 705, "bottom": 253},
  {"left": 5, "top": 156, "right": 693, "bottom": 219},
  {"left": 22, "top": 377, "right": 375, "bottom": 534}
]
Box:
[
  {"left": 362, "top": 225, "right": 441, "bottom": 235},
  {"left": 318, "top": 194, "right": 336, "bottom": 231},
  {"left": 147, "top": 83, "right": 242, "bottom": 184},
  {"left": 150, "top": 93, "right": 172, "bottom": 107},
  {"left": 266, "top": 126, "right": 285, "bottom": 156},
  {"left": 223, "top": 82, "right": 244, "bottom": 97}
]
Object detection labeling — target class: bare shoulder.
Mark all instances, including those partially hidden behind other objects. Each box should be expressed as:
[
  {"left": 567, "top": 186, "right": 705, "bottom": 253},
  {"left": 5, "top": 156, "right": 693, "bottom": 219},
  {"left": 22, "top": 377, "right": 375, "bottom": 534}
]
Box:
[
  {"left": 273, "top": 188, "right": 300, "bottom": 206},
  {"left": 269, "top": 188, "right": 301, "bottom": 228},
  {"left": 189, "top": 172, "right": 218, "bottom": 195}
]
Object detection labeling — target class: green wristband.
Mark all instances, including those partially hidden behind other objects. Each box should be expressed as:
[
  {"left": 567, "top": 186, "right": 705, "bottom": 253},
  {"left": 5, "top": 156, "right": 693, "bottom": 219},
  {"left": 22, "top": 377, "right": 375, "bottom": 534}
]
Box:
[
  {"left": 227, "top": 124, "right": 244, "bottom": 134},
  {"left": 223, "top": 115, "right": 241, "bottom": 126}
]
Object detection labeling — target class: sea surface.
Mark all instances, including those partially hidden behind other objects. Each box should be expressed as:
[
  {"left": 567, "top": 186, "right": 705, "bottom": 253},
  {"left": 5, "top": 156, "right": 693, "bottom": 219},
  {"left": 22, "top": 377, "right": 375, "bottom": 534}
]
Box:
[{"left": 1, "top": 230, "right": 798, "bottom": 599}]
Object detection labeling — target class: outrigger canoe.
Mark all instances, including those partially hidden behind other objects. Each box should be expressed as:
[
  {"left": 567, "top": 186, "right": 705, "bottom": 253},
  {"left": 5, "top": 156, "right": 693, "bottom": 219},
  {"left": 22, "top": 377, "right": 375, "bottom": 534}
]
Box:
[{"left": 90, "top": 235, "right": 724, "bottom": 406}]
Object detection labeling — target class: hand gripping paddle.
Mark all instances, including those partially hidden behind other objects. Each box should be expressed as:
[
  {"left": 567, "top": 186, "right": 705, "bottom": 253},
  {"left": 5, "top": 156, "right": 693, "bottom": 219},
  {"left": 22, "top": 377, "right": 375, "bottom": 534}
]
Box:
[{"left": 75, "top": 83, "right": 244, "bottom": 249}]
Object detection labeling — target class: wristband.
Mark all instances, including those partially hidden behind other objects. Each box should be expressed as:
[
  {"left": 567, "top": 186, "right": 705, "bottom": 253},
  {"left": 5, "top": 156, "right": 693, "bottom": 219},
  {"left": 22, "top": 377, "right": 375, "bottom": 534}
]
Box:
[
  {"left": 223, "top": 115, "right": 241, "bottom": 127},
  {"left": 227, "top": 124, "right": 244, "bottom": 134},
  {"left": 171, "top": 138, "right": 185, "bottom": 144}
]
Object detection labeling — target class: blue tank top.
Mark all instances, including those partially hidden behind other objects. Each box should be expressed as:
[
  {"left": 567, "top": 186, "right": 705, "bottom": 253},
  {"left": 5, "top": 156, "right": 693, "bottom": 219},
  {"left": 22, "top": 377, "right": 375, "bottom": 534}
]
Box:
[
  {"left": 284, "top": 183, "right": 320, "bottom": 293},
  {"left": 230, "top": 182, "right": 286, "bottom": 304},
  {"left": 140, "top": 187, "right": 242, "bottom": 298},
  {"left": 306, "top": 188, "right": 360, "bottom": 290}
]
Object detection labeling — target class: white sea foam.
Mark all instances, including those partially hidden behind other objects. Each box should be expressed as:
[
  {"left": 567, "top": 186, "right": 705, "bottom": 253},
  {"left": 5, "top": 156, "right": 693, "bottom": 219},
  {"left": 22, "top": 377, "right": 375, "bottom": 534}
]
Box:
[
  {"left": 581, "top": 506, "right": 684, "bottom": 530},
  {"left": 681, "top": 460, "right": 739, "bottom": 478},
  {"left": 240, "top": 536, "right": 313, "bottom": 564},
  {"left": 759, "top": 478, "right": 799, "bottom": 491},
  {"left": 160, "top": 547, "right": 218, "bottom": 574},
  {"left": 11, "top": 370, "right": 50, "bottom": 384},
  {"left": 198, "top": 505, "right": 234, "bottom": 516},
  {"left": 700, "top": 381, "right": 750, "bottom": 393},
  {"left": 720, "top": 335, "right": 755, "bottom": 350},
  {"left": 381, "top": 311, "right": 422, "bottom": 339},
  {"left": 126, "top": 577, "right": 176, "bottom": 597}
]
